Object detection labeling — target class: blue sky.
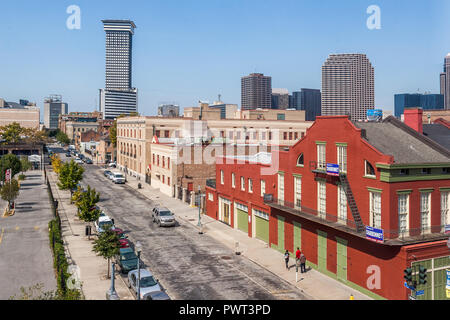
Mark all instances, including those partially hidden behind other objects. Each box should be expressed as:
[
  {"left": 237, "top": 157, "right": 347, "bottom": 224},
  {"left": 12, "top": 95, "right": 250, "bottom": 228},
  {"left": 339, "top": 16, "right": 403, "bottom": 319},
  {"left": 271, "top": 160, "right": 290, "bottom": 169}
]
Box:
[{"left": 0, "top": 0, "right": 448, "bottom": 117}]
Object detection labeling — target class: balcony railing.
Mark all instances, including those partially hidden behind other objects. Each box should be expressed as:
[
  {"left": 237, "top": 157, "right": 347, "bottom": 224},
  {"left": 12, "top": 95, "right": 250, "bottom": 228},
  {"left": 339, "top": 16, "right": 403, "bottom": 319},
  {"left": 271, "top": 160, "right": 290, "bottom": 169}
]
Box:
[{"left": 264, "top": 196, "right": 450, "bottom": 244}]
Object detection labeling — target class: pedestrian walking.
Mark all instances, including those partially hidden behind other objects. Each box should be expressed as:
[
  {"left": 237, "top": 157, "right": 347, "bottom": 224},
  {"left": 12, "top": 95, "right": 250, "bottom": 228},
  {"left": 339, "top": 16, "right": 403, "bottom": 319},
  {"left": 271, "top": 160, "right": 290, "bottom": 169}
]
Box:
[
  {"left": 295, "top": 247, "right": 301, "bottom": 263},
  {"left": 300, "top": 252, "right": 307, "bottom": 273},
  {"left": 284, "top": 250, "right": 290, "bottom": 270}
]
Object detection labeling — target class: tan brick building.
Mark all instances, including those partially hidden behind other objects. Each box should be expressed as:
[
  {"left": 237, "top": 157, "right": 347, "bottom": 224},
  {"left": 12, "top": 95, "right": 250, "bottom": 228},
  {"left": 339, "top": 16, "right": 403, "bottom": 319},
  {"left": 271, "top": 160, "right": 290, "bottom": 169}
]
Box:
[{"left": 0, "top": 107, "right": 40, "bottom": 129}]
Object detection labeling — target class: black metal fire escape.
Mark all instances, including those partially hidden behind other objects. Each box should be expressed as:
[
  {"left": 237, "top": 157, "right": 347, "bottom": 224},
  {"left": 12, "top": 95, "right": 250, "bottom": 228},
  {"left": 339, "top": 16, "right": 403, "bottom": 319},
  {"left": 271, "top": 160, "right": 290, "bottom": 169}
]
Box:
[{"left": 339, "top": 173, "right": 365, "bottom": 233}]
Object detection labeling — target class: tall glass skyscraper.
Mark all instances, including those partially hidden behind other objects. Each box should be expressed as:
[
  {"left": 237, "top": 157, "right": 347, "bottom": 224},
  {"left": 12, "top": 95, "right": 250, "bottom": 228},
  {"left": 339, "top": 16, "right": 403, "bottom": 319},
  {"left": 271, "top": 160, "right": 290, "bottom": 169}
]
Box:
[
  {"left": 394, "top": 93, "right": 444, "bottom": 118},
  {"left": 99, "top": 20, "right": 138, "bottom": 119},
  {"left": 440, "top": 54, "right": 450, "bottom": 110},
  {"left": 291, "top": 89, "right": 321, "bottom": 121}
]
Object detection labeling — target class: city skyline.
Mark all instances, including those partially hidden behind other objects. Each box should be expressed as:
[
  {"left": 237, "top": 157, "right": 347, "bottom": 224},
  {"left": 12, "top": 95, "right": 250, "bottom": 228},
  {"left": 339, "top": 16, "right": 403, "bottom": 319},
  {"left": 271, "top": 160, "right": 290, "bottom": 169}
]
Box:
[{"left": 0, "top": 0, "right": 449, "bottom": 117}]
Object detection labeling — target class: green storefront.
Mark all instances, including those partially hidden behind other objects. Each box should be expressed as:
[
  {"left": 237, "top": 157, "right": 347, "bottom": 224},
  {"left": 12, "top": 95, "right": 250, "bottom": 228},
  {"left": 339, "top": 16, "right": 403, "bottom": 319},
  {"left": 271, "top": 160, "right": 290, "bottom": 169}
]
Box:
[
  {"left": 236, "top": 202, "right": 248, "bottom": 234},
  {"left": 254, "top": 209, "right": 269, "bottom": 244},
  {"left": 412, "top": 256, "right": 450, "bottom": 300}
]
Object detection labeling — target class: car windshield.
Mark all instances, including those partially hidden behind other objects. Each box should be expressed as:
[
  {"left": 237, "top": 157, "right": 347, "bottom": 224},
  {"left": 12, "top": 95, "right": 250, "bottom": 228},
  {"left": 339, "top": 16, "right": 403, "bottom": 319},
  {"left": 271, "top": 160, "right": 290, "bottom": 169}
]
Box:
[
  {"left": 99, "top": 221, "right": 113, "bottom": 229},
  {"left": 140, "top": 276, "right": 157, "bottom": 288},
  {"left": 121, "top": 252, "right": 137, "bottom": 260},
  {"left": 159, "top": 211, "right": 172, "bottom": 216},
  {"left": 115, "top": 174, "right": 124, "bottom": 178}
]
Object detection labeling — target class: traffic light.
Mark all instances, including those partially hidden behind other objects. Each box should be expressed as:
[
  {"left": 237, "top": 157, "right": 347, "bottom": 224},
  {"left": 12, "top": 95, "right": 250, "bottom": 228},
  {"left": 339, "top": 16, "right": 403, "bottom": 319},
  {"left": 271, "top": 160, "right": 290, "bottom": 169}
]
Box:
[
  {"left": 419, "top": 266, "right": 428, "bottom": 285},
  {"left": 404, "top": 267, "right": 413, "bottom": 283}
]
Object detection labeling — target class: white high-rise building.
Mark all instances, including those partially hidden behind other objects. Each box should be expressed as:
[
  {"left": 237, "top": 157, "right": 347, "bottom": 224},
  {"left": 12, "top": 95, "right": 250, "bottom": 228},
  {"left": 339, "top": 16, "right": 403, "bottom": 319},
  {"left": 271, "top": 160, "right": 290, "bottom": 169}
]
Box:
[
  {"left": 100, "top": 20, "right": 138, "bottom": 119},
  {"left": 321, "top": 54, "right": 375, "bottom": 121}
]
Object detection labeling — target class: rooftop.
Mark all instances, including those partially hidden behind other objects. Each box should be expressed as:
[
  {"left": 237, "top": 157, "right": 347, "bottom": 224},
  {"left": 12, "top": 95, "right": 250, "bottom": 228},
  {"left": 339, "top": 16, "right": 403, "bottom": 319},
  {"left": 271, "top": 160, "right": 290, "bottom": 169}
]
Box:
[
  {"left": 353, "top": 117, "right": 450, "bottom": 164},
  {"left": 423, "top": 123, "right": 450, "bottom": 151}
]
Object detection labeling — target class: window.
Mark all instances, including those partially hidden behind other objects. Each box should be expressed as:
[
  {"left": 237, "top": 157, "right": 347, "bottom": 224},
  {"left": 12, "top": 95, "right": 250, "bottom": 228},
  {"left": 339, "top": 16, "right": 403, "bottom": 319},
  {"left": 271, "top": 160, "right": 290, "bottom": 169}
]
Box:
[
  {"left": 220, "top": 170, "right": 224, "bottom": 185},
  {"left": 152, "top": 154, "right": 155, "bottom": 164},
  {"left": 398, "top": 194, "right": 409, "bottom": 237},
  {"left": 420, "top": 192, "right": 431, "bottom": 234},
  {"left": 155, "top": 130, "right": 160, "bottom": 137},
  {"left": 232, "top": 173, "right": 235, "bottom": 188},
  {"left": 441, "top": 192, "right": 449, "bottom": 233},
  {"left": 240, "top": 176, "right": 245, "bottom": 191},
  {"left": 208, "top": 193, "right": 214, "bottom": 201},
  {"left": 442, "top": 168, "right": 450, "bottom": 174},
  {"left": 283, "top": 132, "right": 288, "bottom": 140},
  {"left": 277, "top": 113, "right": 285, "bottom": 120},
  {"left": 294, "top": 176, "right": 302, "bottom": 208},
  {"left": 248, "top": 179, "right": 253, "bottom": 193},
  {"left": 399, "top": 169, "right": 409, "bottom": 175},
  {"left": 167, "top": 157, "right": 170, "bottom": 169},
  {"left": 167, "top": 177, "right": 170, "bottom": 186},
  {"left": 294, "top": 132, "right": 298, "bottom": 140},
  {"left": 317, "top": 181, "right": 326, "bottom": 219},
  {"left": 162, "top": 175, "right": 165, "bottom": 184},
  {"left": 260, "top": 180, "right": 266, "bottom": 197},
  {"left": 162, "top": 156, "right": 165, "bottom": 168},
  {"left": 289, "top": 132, "right": 293, "bottom": 140},
  {"left": 269, "top": 132, "right": 272, "bottom": 140},
  {"left": 337, "top": 145, "right": 347, "bottom": 173},
  {"left": 297, "top": 154, "right": 304, "bottom": 166},
  {"left": 262, "top": 132, "right": 266, "bottom": 140},
  {"left": 338, "top": 185, "right": 347, "bottom": 223},
  {"left": 370, "top": 192, "right": 382, "bottom": 229},
  {"left": 157, "top": 155, "right": 160, "bottom": 166},
  {"left": 165, "top": 130, "right": 170, "bottom": 138},
  {"left": 228, "top": 131, "right": 233, "bottom": 139},
  {"left": 278, "top": 173, "right": 285, "bottom": 204},
  {"left": 365, "top": 161, "right": 375, "bottom": 177},
  {"left": 421, "top": 168, "right": 431, "bottom": 175},
  {"left": 317, "top": 144, "right": 326, "bottom": 170}
]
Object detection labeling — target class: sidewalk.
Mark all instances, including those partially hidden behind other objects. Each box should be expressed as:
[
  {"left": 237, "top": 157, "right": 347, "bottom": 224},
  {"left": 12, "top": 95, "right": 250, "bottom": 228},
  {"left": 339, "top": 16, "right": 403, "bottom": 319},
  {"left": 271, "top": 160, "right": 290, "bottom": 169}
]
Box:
[
  {"left": 47, "top": 170, "right": 134, "bottom": 300},
  {"left": 124, "top": 174, "right": 372, "bottom": 300}
]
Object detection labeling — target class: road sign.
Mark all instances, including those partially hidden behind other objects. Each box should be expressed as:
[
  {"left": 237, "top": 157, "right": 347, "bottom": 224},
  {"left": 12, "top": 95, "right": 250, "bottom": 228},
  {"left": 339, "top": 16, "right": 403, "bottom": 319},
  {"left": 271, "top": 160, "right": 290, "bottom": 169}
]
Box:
[
  {"left": 404, "top": 282, "right": 415, "bottom": 291},
  {"left": 5, "top": 169, "right": 11, "bottom": 182},
  {"left": 416, "top": 290, "right": 424, "bottom": 296}
]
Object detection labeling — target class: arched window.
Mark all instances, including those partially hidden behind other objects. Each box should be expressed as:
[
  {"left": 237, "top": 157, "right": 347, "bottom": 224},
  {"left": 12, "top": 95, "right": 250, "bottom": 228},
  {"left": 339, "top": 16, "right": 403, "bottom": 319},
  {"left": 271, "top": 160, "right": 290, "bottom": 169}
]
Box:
[{"left": 297, "top": 153, "right": 304, "bottom": 166}]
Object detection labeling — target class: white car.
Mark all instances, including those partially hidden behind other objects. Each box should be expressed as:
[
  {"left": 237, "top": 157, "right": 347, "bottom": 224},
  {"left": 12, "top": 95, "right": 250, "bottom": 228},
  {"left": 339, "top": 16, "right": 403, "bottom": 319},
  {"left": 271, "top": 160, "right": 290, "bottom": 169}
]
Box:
[
  {"left": 74, "top": 158, "right": 84, "bottom": 164},
  {"left": 128, "top": 269, "right": 161, "bottom": 300},
  {"left": 112, "top": 172, "right": 126, "bottom": 184},
  {"left": 94, "top": 216, "right": 114, "bottom": 234}
]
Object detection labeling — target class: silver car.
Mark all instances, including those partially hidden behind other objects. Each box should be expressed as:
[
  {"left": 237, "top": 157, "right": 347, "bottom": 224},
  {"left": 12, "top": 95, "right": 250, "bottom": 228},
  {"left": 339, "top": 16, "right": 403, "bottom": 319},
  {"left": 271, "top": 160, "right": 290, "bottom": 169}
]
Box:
[
  {"left": 128, "top": 269, "right": 161, "bottom": 300},
  {"left": 152, "top": 207, "right": 176, "bottom": 227}
]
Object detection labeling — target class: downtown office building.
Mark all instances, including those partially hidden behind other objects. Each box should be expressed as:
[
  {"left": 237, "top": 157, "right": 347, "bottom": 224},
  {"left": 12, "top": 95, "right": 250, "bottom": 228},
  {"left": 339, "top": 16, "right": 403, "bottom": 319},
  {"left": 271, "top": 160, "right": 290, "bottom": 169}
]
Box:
[
  {"left": 440, "top": 53, "right": 450, "bottom": 110},
  {"left": 241, "top": 73, "right": 272, "bottom": 110},
  {"left": 321, "top": 54, "right": 374, "bottom": 121},
  {"left": 99, "top": 20, "right": 138, "bottom": 120}
]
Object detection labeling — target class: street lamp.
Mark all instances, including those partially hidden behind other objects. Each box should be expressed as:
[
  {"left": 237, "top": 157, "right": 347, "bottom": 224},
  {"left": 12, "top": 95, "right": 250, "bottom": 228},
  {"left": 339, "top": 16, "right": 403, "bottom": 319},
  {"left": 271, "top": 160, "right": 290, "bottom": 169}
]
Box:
[
  {"left": 135, "top": 241, "right": 142, "bottom": 300},
  {"left": 106, "top": 262, "right": 120, "bottom": 300},
  {"left": 197, "top": 186, "right": 203, "bottom": 234}
]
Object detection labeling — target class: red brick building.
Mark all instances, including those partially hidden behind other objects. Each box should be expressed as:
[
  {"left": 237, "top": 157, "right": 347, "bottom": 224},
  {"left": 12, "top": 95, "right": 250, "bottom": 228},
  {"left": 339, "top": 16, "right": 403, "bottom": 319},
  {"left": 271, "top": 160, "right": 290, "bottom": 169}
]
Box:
[{"left": 206, "top": 115, "right": 450, "bottom": 300}]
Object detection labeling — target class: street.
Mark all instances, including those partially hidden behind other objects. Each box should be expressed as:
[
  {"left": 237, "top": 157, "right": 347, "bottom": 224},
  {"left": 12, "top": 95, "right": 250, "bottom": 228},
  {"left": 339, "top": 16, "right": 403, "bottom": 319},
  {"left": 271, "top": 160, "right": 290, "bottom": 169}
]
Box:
[{"left": 76, "top": 159, "right": 308, "bottom": 300}]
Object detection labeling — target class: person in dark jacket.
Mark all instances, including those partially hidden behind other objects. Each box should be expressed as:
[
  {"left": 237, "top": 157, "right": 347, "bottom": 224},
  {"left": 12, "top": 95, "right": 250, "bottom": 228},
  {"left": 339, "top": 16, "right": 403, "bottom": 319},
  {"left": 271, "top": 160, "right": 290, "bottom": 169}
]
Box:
[
  {"left": 300, "top": 253, "right": 307, "bottom": 273},
  {"left": 284, "top": 250, "right": 290, "bottom": 270}
]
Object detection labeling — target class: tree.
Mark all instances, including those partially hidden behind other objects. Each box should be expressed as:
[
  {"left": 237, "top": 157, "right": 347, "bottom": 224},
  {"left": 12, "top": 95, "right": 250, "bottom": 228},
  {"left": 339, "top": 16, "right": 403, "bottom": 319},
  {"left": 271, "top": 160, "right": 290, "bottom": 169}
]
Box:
[
  {"left": 76, "top": 186, "right": 101, "bottom": 240},
  {"left": 23, "top": 128, "right": 49, "bottom": 145},
  {"left": 20, "top": 157, "right": 32, "bottom": 175},
  {"left": 1, "top": 178, "right": 19, "bottom": 209},
  {"left": 57, "top": 160, "right": 84, "bottom": 201},
  {"left": 0, "top": 154, "right": 22, "bottom": 182},
  {"left": 56, "top": 131, "right": 70, "bottom": 145},
  {"left": 0, "top": 122, "right": 24, "bottom": 144},
  {"left": 92, "top": 225, "right": 120, "bottom": 278},
  {"left": 50, "top": 154, "right": 63, "bottom": 175}
]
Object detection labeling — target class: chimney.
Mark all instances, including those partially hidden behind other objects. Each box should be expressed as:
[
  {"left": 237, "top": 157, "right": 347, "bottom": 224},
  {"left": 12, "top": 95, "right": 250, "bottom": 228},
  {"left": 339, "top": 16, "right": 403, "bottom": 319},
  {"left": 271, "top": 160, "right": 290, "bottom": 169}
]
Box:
[{"left": 403, "top": 108, "right": 423, "bottom": 134}]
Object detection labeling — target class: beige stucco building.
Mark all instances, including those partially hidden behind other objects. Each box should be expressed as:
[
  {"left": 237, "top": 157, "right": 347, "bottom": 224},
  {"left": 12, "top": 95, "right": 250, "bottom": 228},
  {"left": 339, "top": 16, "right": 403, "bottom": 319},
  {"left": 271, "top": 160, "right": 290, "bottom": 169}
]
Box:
[{"left": 0, "top": 107, "right": 40, "bottom": 129}]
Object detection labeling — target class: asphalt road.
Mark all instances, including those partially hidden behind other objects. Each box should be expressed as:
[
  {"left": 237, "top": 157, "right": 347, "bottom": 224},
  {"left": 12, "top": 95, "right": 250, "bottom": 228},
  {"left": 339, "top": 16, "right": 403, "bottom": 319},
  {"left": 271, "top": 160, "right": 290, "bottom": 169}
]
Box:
[
  {"left": 76, "top": 160, "right": 308, "bottom": 300},
  {"left": 0, "top": 171, "right": 57, "bottom": 299}
]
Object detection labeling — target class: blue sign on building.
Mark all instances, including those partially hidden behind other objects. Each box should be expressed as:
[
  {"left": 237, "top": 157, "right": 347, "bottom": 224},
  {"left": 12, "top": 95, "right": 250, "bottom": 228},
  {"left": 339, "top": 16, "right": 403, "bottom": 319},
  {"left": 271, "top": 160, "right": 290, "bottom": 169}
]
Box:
[
  {"left": 366, "top": 226, "right": 384, "bottom": 243},
  {"left": 416, "top": 290, "right": 425, "bottom": 296},
  {"left": 326, "top": 163, "right": 339, "bottom": 176}
]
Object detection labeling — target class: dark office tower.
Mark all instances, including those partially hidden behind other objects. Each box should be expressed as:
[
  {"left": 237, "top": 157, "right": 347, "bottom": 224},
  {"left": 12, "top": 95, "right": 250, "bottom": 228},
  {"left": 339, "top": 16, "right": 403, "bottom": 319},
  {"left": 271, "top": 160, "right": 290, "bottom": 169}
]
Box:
[
  {"left": 271, "top": 89, "right": 289, "bottom": 109},
  {"left": 394, "top": 93, "right": 444, "bottom": 118},
  {"left": 100, "top": 20, "right": 138, "bottom": 119},
  {"left": 321, "top": 54, "right": 374, "bottom": 121},
  {"left": 241, "top": 73, "right": 272, "bottom": 110},
  {"left": 441, "top": 54, "right": 450, "bottom": 110},
  {"left": 292, "top": 89, "right": 322, "bottom": 121}
]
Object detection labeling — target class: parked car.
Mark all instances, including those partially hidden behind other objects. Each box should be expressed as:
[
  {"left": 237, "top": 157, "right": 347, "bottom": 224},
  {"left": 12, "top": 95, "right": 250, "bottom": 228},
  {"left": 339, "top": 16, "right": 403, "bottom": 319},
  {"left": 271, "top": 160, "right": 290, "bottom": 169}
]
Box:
[
  {"left": 74, "top": 158, "right": 83, "bottom": 165},
  {"left": 104, "top": 170, "right": 112, "bottom": 178},
  {"left": 112, "top": 172, "right": 126, "bottom": 184},
  {"left": 85, "top": 158, "right": 93, "bottom": 164},
  {"left": 94, "top": 216, "right": 114, "bottom": 234},
  {"left": 152, "top": 207, "right": 176, "bottom": 227},
  {"left": 128, "top": 269, "right": 161, "bottom": 299},
  {"left": 116, "top": 247, "right": 139, "bottom": 274},
  {"left": 143, "top": 291, "right": 171, "bottom": 300},
  {"left": 108, "top": 161, "right": 117, "bottom": 168},
  {"left": 119, "top": 238, "right": 132, "bottom": 249},
  {"left": 65, "top": 152, "right": 72, "bottom": 158}
]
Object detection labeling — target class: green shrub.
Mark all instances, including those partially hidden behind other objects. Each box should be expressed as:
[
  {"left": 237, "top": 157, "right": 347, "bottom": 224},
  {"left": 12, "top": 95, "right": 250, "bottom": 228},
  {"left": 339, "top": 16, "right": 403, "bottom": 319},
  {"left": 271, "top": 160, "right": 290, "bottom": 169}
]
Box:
[{"left": 18, "top": 174, "right": 26, "bottom": 181}]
